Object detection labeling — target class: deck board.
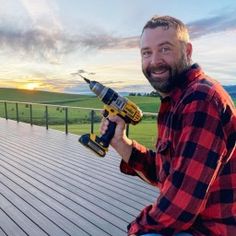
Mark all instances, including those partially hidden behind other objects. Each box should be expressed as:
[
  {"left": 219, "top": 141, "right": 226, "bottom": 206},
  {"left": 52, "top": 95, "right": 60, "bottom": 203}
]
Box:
[{"left": 0, "top": 118, "right": 159, "bottom": 236}]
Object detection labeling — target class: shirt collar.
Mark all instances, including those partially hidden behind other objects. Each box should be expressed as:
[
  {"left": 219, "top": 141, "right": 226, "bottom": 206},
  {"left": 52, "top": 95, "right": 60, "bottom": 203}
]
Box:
[{"left": 166, "top": 63, "right": 203, "bottom": 104}]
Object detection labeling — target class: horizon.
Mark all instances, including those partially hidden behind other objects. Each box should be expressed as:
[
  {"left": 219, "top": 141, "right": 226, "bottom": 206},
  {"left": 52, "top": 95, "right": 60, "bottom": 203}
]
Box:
[
  {"left": 0, "top": 0, "right": 236, "bottom": 94},
  {"left": 1, "top": 84, "right": 236, "bottom": 98}
]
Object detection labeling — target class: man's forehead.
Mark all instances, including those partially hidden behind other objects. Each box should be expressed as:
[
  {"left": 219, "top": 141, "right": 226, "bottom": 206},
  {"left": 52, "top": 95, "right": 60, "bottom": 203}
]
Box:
[
  {"left": 140, "top": 27, "right": 179, "bottom": 47},
  {"left": 142, "top": 26, "right": 178, "bottom": 37}
]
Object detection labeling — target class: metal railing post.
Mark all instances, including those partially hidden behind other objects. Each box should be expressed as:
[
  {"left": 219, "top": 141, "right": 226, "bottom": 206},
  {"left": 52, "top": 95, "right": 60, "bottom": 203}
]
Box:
[
  {"left": 30, "top": 104, "right": 33, "bottom": 125},
  {"left": 45, "top": 106, "right": 48, "bottom": 130},
  {"left": 126, "top": 124, "right": 129, "bottom": 137},
  {"left": 16, "top": 103, "right": 19, "bottom": 122},
  {"left": 91, "top": 110, "right": 94, "bottom": 134},
  {"left": 4, "top": 102, "right": 8, "bottom": 120},
  {"left": 65, "top": 107, "right": 68, "bottom": 134}
]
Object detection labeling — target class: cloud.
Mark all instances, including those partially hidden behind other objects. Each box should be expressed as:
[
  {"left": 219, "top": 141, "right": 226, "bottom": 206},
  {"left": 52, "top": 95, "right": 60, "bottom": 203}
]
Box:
[
  {"left": 78, "top": 10, "right": 236, "bottom": 49},
  {"left": 20, "top": 0, "right": 62, "bottom": 32},
  {"left": 0, "top": 9, "right": 236, "bottom": 62},
  {"left": 0, "top": 27, "right": 62, "bottom": 61},
  {"left": 115, "top": 11, "right": 236, "bottom": 47},
  {"left": 0, "top": 25, "right": 125, "bottom": 61},
  {"left": 187, "top": 10, "right": 236, "bottom": 39}
]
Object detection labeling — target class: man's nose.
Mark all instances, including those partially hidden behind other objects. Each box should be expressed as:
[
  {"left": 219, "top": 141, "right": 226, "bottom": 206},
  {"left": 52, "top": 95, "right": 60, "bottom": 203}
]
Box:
[{"left": 150, "top": 52, "right": 163, "bottom": 65}]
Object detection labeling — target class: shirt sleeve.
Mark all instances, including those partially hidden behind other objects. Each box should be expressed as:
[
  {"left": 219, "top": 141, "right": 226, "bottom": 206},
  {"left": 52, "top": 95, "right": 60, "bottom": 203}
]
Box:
[
  {"left": 127, "top": 97, "right": 228, "bottom": 235},
  {"left": 120, "top": 140, "right": 158, "bottom": 185}
]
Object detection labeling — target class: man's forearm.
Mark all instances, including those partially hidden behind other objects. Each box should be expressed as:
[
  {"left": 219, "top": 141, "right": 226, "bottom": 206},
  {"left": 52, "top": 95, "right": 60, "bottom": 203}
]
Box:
[
  {"left": 113, "top": 138, "right": 153, "bottom": 185},
  {"left": 112, "top": 137, "right": 133, "bottom": 163}
]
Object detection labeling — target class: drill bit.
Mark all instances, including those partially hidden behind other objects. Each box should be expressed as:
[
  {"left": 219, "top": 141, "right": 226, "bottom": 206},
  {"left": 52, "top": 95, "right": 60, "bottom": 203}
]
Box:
[{"left": 78, "top": 73, "right": 90, "bottom": 84}]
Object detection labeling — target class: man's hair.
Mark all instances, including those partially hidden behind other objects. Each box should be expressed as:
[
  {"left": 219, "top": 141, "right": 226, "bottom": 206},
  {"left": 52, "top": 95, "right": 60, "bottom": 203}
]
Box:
[{"left": 142, "top": 15, "right": 190, "bottom": 43}]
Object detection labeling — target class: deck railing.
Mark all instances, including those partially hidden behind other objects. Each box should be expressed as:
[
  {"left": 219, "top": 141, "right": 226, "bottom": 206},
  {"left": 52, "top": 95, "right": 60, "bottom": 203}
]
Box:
[{"left": 0, "top": 100, "right": 157, "bottom": 138}]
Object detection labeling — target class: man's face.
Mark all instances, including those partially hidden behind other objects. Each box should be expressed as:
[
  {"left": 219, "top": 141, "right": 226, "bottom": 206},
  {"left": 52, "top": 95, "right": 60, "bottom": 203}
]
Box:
[{"left": 140, "top": 27, "right": 191, "bottom": 94}]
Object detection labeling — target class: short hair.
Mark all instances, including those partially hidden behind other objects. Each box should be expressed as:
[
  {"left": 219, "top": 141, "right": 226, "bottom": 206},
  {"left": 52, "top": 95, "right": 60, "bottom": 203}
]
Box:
[{"left": 142, "top": 15, "right": 190, "bottom": 43}]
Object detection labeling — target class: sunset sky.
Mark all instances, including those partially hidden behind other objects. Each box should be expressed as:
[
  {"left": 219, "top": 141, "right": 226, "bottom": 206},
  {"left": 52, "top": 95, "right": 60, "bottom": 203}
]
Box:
[{"left": 0, "top": 0, "right": 236, "bottom": 94}]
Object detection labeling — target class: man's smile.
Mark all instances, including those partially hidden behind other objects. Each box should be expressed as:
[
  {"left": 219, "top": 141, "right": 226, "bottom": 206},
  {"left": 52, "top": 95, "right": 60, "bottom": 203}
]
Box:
[{"left": 150, "top": 66, "right": 170, "bottom": 78}]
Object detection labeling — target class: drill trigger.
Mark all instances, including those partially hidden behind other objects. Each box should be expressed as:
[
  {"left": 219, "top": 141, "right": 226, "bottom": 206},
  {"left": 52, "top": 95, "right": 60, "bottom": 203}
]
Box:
[{"left": 103, "top": 109, "right": 109, "bottom": 118}]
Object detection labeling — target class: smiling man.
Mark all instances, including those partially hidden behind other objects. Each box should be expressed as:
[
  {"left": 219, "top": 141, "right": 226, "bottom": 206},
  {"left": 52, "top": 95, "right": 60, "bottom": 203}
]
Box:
[
  {"left": 100, "top": 16, "right": 236, "bottom": 236},
  {"left": 140, "top": 17, "right": 192, "bottom": 96}
]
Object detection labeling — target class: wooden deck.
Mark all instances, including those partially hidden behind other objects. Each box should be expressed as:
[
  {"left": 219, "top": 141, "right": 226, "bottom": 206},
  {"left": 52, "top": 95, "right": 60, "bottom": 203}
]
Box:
[{"left": 0, "top": 118, "right": 158, "bottom": 236}]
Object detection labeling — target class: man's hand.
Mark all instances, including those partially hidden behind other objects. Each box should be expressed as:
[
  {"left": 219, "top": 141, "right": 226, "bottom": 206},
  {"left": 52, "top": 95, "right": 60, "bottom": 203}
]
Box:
[{"left": 100, "top": 115, "right": 133, "bottom": 163}]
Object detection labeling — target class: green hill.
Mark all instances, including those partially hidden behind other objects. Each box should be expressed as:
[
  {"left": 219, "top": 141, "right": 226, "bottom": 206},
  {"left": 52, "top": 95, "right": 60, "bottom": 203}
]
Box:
[
  {"left": 0, "top": 88, "right": 90, "bottom": 103},
  {"left": 0, "top": 88, "right": 160, "bottom": 113}
]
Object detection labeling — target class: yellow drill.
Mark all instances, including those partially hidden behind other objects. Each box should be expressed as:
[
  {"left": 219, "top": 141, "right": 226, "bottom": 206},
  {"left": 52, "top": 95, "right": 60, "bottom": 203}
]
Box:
[{"left": 78, "top": 75, "right": 143, "bottom": 157}]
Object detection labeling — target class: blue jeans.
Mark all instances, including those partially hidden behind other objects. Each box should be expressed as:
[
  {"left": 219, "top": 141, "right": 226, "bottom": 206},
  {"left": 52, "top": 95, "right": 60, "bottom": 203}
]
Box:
[{"left": 140, "top": 233, "right": 192, "bottom": 236}]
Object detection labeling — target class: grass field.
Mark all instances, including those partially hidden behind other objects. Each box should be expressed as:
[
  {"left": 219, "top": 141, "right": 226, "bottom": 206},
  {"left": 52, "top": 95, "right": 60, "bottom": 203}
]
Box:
[
  {"left": 0, "top": 88, "right": 159, "bottom": 149},
  {"left": 0, "top": 88, "right": 160, "bottom": 112},
  {"left": 50, "top": 119, "right": 157, "bottom": 149}
]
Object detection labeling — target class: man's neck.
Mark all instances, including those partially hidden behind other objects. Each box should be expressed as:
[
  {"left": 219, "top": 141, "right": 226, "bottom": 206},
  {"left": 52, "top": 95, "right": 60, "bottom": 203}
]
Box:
[
  {"left": 159, "top": 91, "right": 170, "bottom": 99},
  {"left": 158, "top": 63, "right": 196, "bottom": 100}
]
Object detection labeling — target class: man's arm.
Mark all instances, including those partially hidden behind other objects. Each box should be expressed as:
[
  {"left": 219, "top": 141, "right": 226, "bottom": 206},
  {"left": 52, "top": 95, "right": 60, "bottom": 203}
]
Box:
[{"left": 100, "top": 116, "right": 157, "bottom": 185}]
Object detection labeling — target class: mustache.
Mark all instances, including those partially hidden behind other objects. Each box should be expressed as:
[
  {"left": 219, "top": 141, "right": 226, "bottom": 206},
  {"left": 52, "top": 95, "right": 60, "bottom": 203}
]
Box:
[{"left": 149, "top": 64, "right": 171, "bottom": 73}]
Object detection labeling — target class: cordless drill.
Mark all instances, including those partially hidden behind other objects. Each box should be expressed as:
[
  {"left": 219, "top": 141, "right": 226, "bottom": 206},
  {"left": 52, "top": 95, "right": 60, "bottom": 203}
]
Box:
[{"left": 78, "top": 75, "right": 143, "bottom": 157}]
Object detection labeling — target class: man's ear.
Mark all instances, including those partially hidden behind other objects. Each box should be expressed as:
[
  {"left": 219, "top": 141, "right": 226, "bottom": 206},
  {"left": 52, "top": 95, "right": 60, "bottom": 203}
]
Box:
[{"left": 186, "top": 42, "right": 193, "bottom": 61}]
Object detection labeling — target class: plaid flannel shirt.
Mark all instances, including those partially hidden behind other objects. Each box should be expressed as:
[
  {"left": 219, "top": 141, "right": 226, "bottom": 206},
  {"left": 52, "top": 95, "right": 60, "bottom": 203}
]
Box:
[{"left": 120, "top": 64, "right": 236, "bottom": 236}]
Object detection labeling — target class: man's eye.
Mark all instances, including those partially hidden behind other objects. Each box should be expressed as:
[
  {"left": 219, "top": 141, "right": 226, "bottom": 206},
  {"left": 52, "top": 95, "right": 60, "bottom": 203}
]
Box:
[
  {"left": 160, "top": 47, "right": 170, "bottom": 53},
  {"left": 142, "top": 51, "right": 151, "bottom": 58}
]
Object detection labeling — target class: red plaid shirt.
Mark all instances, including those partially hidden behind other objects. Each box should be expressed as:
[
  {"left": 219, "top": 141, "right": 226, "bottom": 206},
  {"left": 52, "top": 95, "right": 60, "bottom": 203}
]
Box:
[{"left": 120, "top": 64, "right": 236, "bottom": 236}]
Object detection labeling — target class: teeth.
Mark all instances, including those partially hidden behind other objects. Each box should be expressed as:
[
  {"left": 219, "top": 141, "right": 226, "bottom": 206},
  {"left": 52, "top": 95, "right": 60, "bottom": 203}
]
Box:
[
  {"left": 152, "top": 69, "right": 166, "bottom": 74},
  {"left": 150, "top": 66, "right": 169, "bottom": 76}
]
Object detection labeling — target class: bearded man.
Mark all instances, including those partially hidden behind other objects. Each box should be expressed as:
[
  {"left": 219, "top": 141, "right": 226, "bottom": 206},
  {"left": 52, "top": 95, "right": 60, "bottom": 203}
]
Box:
[{"left": 100, "top": 15, "right": 236, "bottom": 236}]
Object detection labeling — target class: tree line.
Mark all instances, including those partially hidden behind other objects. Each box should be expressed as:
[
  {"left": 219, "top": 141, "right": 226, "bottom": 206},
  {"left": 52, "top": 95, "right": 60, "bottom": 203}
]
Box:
[{"left": 129, "top": 91, "right": 160, "bottom": 97}]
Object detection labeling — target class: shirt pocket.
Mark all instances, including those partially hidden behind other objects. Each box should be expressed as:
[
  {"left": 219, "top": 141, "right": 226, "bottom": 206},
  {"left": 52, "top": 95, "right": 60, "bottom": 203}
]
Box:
[{"left": 156, "top": 140, "right": 172, "bottom": 183}]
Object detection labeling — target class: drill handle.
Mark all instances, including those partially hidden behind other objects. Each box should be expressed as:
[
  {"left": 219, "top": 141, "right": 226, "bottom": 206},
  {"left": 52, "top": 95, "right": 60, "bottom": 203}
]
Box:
[{"left": 99, "top": 119, "right": 116, "bottom": 148}]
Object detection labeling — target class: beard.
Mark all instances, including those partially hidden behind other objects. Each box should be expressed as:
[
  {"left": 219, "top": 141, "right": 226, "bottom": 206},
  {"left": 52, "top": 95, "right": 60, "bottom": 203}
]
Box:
[{"left": 142, "top": 53, "right": 190, "bottom": 93}]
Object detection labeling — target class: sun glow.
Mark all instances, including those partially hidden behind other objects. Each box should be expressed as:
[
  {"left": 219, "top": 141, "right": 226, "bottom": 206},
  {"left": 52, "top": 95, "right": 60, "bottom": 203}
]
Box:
[{"left": 24, "top": 82, "right": 40, "bottom": 90}]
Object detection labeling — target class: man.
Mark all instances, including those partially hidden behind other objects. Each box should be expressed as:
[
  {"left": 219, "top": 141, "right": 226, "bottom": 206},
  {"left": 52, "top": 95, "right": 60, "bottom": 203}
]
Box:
[{"left": 100, "top": 16, "right": 236, "bottom": 235}]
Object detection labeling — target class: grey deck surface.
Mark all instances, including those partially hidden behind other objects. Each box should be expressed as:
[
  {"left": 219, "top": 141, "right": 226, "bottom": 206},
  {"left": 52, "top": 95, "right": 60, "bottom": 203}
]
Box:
[{"left": 0, "top": 118, "right": 159, "bottom": 236}]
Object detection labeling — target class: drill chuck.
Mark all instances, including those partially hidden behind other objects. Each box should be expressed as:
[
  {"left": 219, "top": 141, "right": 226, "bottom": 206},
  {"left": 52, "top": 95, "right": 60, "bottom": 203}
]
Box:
[
  {"left": 88, "top": 80, "right": 118, "bottom": 105},
  {"left": 89, "top": 81, "right": 107, "bottom": 99},
  {"left": 81, "top": 75, "right": 117, "bottom": 105}
]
